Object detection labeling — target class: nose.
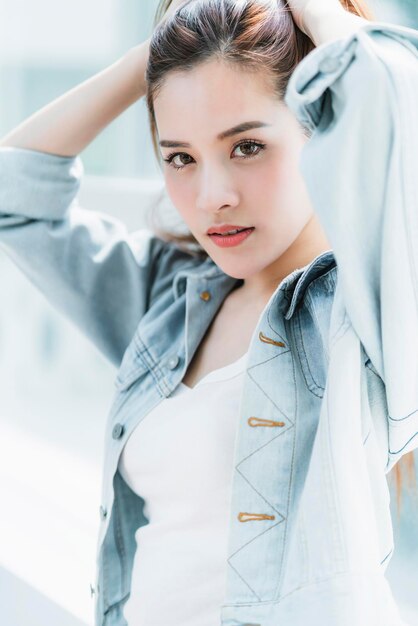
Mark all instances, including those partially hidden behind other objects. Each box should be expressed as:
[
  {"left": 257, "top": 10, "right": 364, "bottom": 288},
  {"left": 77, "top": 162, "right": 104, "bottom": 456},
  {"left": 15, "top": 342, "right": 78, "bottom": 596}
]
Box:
[{"left": 196, "top": 162, "right": 240, "bottom": 215}]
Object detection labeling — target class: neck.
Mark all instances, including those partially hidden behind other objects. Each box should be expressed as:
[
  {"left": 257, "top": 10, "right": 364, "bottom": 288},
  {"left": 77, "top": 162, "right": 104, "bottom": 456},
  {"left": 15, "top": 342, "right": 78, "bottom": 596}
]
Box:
[{"left": 240, "top": 214, "right": 332, "bottom": 301}]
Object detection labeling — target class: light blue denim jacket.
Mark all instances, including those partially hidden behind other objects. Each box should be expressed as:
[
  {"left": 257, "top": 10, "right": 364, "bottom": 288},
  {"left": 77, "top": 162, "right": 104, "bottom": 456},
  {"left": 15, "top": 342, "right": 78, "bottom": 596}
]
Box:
[{"left": 1, "top": 19, "right": 418, "bottom": 626}]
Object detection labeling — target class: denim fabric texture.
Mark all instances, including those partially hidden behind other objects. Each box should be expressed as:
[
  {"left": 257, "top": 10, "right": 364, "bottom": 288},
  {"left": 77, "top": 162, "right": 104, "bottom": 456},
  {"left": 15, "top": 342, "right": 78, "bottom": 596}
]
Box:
[{"left": 1, "top": 19, "right": 418, "bottom": 626}]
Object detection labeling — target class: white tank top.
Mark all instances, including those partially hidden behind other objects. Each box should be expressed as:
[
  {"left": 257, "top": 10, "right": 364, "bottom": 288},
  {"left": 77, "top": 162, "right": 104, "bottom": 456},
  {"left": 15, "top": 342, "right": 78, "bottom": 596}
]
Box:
[{"left": 118, "top": 350, "right": 249, "bottom": 626}]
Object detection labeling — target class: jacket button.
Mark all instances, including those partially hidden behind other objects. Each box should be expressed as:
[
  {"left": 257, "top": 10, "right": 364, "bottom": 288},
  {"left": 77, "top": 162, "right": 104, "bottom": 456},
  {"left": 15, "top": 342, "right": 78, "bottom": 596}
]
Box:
[
  {"left": 167, "top": 355, "right": 179, "bottom": 369},
  {"left": 99, "top": 505, "right": 107, "bottom": 520},
  {"left": 258, "top": 331, "right": 285, "bottom": 347},
  {"left": 238, "top": 512, "right": 275, "bottom": 522},
  {"left": 112, "top": 423, "right": 124, "bottom": 439},
  {"left": 318, "top": 56, "right": 341, "bottom": 73},
  {"left": 248, "top": 416, "right": 285, "bottom": 427},
  {"left": 90, "top": 583, "right": 96, "bottom": 598},
  {"left": 200, "top": 290, "right": 211, "bottom": 301}
]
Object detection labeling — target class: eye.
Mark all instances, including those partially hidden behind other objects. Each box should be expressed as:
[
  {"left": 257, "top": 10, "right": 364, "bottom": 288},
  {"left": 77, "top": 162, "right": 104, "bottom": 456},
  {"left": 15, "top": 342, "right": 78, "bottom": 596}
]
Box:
[
  {"left": 162, "top": 139, "right": 266, "bottom": 172},
  {"left": 232, "top": 139, "right": 266, "bottom": 159},
  {"left": 163, "top": 152, "right": 194, "bottom": 171}
]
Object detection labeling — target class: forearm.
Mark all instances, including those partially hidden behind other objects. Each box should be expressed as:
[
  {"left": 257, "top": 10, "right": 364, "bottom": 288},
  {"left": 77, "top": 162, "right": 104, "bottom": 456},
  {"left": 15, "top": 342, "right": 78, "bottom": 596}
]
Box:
[
  {"left": 0, "top": 38, "right": 151, "bottom": 157},
  {"left": 302, "top": 4, "right": 368, "bottom": 47}
]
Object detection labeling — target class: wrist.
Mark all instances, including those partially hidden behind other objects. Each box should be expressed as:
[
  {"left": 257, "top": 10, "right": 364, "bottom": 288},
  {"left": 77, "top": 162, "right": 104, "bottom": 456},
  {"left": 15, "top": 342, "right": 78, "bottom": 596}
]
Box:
[
  {"left": 302, "top": 4, "right": 367, "bottom": 46},
  {"left": 127, "top": 38, "right": 151, "bottom": 99}
]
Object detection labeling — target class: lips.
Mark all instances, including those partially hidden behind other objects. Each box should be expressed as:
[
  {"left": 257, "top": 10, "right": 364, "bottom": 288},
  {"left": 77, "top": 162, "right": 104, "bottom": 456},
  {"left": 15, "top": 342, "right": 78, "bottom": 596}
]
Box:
[
  {"left": 208, "top": 227, "right": 255, "bottom": 248},
  {"left": 210, "top": 228, "right": 247, "bottom": 236},
  {"left": 207, "top": 224, "right": 253, "bottom": 235}
]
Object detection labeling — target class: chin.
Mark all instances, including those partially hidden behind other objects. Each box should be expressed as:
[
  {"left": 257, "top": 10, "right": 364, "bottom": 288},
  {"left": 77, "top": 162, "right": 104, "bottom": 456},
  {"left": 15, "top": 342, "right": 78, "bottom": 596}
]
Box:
[{"left": 212, "top": 260, "right": 260, "bottom": 280}]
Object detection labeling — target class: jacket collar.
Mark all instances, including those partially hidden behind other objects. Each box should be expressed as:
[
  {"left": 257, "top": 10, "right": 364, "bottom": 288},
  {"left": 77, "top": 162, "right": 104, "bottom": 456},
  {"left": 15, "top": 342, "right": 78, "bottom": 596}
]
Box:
[
  {"left": 282, "top": 249, "right": 336, "bottom": 319},
  {"left": 172, "top": 249, "right": 336, "bottom": 319}
]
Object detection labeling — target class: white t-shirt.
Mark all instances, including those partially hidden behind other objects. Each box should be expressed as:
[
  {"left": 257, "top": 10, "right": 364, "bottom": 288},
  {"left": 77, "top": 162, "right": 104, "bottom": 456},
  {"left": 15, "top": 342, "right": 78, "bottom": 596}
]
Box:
[{"left": 118, "top": 350, "right": 249, "bottom": 626}]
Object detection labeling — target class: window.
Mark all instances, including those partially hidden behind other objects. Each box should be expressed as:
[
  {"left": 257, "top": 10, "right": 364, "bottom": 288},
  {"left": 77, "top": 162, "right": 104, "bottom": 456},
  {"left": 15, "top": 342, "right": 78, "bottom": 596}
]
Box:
[{"left": 0, "top": 0, "right": 163, "bottom": 179}]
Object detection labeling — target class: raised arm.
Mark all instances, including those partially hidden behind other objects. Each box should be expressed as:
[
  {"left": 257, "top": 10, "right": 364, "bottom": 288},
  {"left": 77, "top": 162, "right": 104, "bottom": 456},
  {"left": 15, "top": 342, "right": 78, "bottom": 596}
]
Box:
[
  {"left": 284, "top": 14, "right": 418, "bottom": 467},
  {"left": 0, "top": 34, "right": 191, "bottom": 369},
  {"left": 0, "top": 39, "right": 151, "bottom": 156}
]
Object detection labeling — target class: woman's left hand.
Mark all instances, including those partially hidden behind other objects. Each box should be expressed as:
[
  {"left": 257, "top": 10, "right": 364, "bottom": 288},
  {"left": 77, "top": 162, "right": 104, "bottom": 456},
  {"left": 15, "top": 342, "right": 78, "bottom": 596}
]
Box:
[
  {"left": 285, "top": 0, "right": 346, "bottom": 37},
  {"left": 286, "top": 0, "right": 368, "bottom": 46}
]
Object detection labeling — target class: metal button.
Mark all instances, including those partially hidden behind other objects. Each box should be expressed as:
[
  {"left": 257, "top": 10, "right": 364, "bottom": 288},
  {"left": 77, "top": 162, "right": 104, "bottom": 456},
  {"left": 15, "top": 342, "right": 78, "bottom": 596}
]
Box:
[
  {"left": 318, "top": 56, "right": 341, "bottom": 73},
  {"left": 167, "top": 355, "right": 179, "bottom": 369},
  {"left": 200, "top": 290, "right": 211, "bottom": 301},
  {"left": 99, "top": 505, "right": 107, "bottom": 520},
  {"left": 112, "top": 423, "right": 124, "bottom": 439}
]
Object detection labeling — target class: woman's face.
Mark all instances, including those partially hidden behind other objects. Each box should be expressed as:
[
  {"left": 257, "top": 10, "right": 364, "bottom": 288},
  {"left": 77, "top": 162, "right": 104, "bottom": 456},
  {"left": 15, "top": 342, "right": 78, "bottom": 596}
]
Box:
[{"left": 153, "top": 59, "right": 317, "bottom": 281}]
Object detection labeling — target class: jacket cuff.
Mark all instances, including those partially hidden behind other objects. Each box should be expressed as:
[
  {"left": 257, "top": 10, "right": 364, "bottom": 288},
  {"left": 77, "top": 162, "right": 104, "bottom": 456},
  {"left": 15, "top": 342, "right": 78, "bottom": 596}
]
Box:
[
  {"left": 0, "top": 146, "right": 83, "bottom": 220},
  {"left": 284, "top": 20, "right": 418, "bottom": 132}
]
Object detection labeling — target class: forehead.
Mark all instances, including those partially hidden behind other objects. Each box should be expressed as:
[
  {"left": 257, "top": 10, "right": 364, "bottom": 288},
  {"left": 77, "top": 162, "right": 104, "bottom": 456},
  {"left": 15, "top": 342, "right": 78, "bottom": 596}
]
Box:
[{"left": 153, "top": 59, "right": 284, "bottom": 139}]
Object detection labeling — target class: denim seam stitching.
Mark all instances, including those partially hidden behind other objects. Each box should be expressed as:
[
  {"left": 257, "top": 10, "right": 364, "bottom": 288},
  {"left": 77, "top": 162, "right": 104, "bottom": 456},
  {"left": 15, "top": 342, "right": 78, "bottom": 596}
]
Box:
[
  {"left": 276, "top": 322, "right": 298, "bottom": 598},
  {"left": 227, "top": 336, "right": 296, "bottom": 601},
  {"left": 294, "top": 309, "right": 324, "bottom": 398}
]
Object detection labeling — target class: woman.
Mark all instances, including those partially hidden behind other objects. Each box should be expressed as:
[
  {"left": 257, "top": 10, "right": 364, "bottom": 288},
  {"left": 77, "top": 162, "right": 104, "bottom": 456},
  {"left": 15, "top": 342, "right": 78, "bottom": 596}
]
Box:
[{"left": 0, "top": 0, "right": 417, "bottom": 624}]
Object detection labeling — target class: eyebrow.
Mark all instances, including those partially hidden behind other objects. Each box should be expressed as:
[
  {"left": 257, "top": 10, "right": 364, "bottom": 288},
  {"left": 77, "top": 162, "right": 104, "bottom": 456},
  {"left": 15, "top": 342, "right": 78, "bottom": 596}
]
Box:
[{"left": 159, "top": 121, "right": 272, "bottom": 148}]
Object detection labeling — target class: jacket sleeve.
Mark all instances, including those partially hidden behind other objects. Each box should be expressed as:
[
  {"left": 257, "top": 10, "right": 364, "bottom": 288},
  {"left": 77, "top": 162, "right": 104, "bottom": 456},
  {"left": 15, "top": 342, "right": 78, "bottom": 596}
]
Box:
[
  {"left": 0, "top": 146, "right": 174, "bottom": 368},
  {"left": 284, "top": 21, "right": 418, "bottom": 463}
]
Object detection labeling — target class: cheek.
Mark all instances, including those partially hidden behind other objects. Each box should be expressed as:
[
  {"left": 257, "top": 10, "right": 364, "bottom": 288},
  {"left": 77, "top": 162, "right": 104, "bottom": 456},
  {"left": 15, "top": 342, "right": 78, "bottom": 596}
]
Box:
[
  {"left": 255, "top": 149, "right": 304, "bottom": 208},
  {"left": 247, "top": 152, "right": 311, "bottom": 240},
  {"left": 164, "top": 174, "right": 196, "bottom": 223},
  {"left": 243, "top": 155, "right": 289, "bottom": 208}
]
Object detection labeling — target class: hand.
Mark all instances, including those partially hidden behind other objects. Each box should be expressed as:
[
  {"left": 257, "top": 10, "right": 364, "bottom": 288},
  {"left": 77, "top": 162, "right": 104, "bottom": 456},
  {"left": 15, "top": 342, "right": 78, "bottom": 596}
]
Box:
[{"left": 285, "top": 0, "right": 346, "bottom": 37}]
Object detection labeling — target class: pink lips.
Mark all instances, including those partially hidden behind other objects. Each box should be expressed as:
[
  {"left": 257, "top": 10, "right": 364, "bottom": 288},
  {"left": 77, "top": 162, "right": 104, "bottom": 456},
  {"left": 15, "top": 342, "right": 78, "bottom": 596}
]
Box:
[
  {"left": 208, "top": 227, "right": 255, "bottom": 248},
  {"left": 207, "top": 223, "right": 252, "bottom": 235}
]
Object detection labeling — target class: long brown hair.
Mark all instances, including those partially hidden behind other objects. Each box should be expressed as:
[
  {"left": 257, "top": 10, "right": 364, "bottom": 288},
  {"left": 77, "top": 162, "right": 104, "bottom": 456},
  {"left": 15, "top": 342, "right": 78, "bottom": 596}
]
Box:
[{"left": 146, "top": 0, "right": 416, "bottom": 514}]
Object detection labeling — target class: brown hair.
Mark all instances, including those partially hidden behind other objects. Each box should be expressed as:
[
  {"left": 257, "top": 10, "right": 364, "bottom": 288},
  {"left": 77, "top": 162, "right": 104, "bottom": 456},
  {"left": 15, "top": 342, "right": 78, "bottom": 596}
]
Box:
[
  {"left": 145, "top": 0, "right": 416, "bottom": 515},
  {"left": 146, "top": 0, "right": 373, "bottom": 253}
]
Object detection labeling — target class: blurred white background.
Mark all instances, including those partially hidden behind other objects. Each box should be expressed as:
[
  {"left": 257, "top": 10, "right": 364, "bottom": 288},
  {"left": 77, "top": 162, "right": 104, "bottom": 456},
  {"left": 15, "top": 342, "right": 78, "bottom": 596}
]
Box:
[{"left": 0, "top": 1, "right": 417, "bottom": 625}]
